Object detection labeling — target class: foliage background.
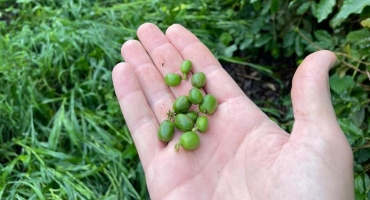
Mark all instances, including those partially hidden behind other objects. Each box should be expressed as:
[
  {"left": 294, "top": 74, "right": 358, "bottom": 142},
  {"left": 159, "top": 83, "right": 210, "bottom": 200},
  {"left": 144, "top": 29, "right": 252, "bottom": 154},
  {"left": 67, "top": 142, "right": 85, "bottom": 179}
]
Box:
[{"left": 0, "top": 0, "right": 370, "bottom": 199}]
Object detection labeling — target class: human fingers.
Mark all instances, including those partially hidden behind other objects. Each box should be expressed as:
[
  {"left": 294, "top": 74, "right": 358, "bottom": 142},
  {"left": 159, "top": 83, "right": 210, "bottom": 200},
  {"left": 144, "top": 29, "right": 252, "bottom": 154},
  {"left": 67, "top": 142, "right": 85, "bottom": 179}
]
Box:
[
  {"left": 165, "top": 24, "right": 248, "bottom": 104},
  {"left": 121, "top": 40, "right": 174, "bottom": 124},
  {"left": 136, "top": 23, "right": 193, "bottom": 97},
  {"left": 112, "top": 63, "right": 165, "bottom": 169},
  {"left": 164, "top": 24, "right": 289, "bottom": 143},
  {"left": 289, "top": 50, "right": 354, "bottom": 199},
  {"left": 290, "top": 50, "right": 348, "bottom": 142}
]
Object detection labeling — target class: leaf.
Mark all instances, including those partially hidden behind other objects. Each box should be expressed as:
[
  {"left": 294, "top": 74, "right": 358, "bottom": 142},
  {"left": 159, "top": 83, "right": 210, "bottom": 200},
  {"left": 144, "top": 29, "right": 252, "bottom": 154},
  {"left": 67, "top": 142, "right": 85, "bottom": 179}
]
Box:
[
  {"left": 254, "top": 34, "right": 272, "bottom": 47},
  {"left": 355, "top": 175, "right": 365, "bottom": 194},
  {"left": 338, "top": 118, "right": 363, "bottom": 145},
  {"left": 349, "top": 106, "right": 365, "bottom": 126},
  {"left": 312, "top": 30, "right": 335, "bottom": 49},
  {"left": 360, "top": 18, "right": 370, "bottom": 28},
  {"left": 315, "top": 0, "right": 336, "bottom": 22},
  {"left": 223, "top": 44, "right": 237, "bottom": 58},
  {"left": 310, "top": 2, "right": 317, "bottom": 16},
  {"left": 355, "top": 162, "right": 364, "bottom": 172},
  {"left": 219, "top": 32, "right": 233, "bottom": 46},
  {"left": 314, "top": 30, "right": 332, "bottom": 41},
  {"left": 261, "top": 0, "right": 272, "bottom": 15},
  {"left": 16, "top": 0, "right": 32, "bottom": 3},
  {"left": 252, "top": 0, "right": 261, "bottom": 11},
  {"left": 297, "top": 2, "right": 311, "bottom": 15},
  {"left": 329, "top": 74, "right": 355, "bottom": 94},
  {"left": 283, "top": 31, "right": 295, "bottom": 48},
  {"left": 346, "top": 29, "right": 370, "bottom": 43},
  {"left": 356, "top": 149, "right": 370, "bottom": 163},
  {"left": 240, "top": 32, "right": 253, "bottom": 50},
  {"left": 331, "top": 0, "right": 370, "bottom": 27},
  {"left": 294, "top": 35, "right": 304, "bottom": 56},
  {"left": 218, "top": 56, "right": 273, "bottom": 75},
  {"left": 288, "top": 0, "right": 299, "bottom": 8},
  {"left": 365, "top": 174, "right": 370, "bottom": 191},
  {"left": 271, "top": 0, "right": 279, "bottom": 14},
  {"left": 260, "top": 107, "right": 281, "bottom": 118}
]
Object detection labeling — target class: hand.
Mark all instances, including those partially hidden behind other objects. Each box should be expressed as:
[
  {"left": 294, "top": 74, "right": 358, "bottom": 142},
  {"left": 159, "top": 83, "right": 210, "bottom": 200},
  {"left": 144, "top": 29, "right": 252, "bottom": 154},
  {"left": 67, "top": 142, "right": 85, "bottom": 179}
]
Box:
[{"left": 112, "top": 23, "right": 354, "bottom": 200}]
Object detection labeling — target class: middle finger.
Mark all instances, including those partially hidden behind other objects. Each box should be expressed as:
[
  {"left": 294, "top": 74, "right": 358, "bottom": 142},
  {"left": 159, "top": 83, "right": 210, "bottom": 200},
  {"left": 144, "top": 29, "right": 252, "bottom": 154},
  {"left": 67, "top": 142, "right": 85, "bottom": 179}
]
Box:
[{"left": 137, "top": 23, "right": 194, "bottom": 97}]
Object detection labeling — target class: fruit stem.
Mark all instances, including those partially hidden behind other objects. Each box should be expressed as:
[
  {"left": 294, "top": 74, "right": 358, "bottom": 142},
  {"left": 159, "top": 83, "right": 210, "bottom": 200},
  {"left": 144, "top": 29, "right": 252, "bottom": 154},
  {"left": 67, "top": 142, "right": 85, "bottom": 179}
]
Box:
[
  {"left": 167, "top": 110, "right": 176, "bottom": 121},
  {"left": 181, "top": 74, "right": 188, "bottom": 81},
  {"left": 192, "top": 127, "right": 198, "bottom": 132},
  {"left": 175, "top": 143, "right": 181, "bottom": 152}
]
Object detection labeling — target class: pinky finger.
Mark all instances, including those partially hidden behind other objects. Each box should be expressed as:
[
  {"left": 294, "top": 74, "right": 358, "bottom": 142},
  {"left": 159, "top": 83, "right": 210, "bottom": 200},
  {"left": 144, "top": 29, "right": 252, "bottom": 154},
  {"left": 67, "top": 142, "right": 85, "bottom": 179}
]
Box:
[{"left": 112, "top": 62, "right": 165, "bottom": 169}]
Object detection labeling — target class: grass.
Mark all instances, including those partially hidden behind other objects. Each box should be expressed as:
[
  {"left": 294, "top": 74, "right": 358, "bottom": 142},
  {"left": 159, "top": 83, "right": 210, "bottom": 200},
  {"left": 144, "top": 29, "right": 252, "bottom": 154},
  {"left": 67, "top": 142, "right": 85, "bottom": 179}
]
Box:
[
  {"left": 0, "top": 0, "right": 250, "bottom": 199},
  {"left": 0, "top": 0, "right": 146, "bottom": 199},
  {"left": 1, "top": 0, "right": 370, "bottom": 199}
]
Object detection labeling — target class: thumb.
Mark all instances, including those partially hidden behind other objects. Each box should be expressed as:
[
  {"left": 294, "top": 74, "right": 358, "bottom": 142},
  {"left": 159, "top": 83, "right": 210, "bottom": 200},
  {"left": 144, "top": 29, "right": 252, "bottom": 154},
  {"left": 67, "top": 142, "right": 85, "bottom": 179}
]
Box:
[
  {"left": 290, "top": 50, "right": 354, "bottom": 200},
  {"left": 290, "top": 50, "right": 342, "bottom": 139}
]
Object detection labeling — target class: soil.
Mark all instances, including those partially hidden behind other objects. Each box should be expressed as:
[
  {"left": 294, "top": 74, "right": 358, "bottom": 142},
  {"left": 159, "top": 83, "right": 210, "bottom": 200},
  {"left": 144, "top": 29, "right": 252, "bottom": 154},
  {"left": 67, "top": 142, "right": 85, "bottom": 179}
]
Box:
[{"left": 222, "top": 59, "right": 297, "bottom": 107}]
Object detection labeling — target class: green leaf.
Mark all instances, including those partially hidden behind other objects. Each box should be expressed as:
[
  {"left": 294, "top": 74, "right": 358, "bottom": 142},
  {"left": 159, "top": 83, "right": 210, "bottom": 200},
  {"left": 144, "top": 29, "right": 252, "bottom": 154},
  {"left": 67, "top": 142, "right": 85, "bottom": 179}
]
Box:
[
  {"left": 271, "top": 0, "right": 279, "bottom": 14},
  {"left": 346, "top": 29, "right": 370, "bottom": 43},
  {"left": 218, "top": 56, "right": 273, "bottom": 75},
  {"left": 261, "top": 0, "right": 272, "bottom": 15},
  {"left": 295, "top": 35, "right": 304, "bottom": 56},
  {"left": 350, "top": 106, "right": 365, "bottom": 127},
  {"left": 297, "top": 2, "right": 311, "bottom": 15},
  {"left": 219, "top": 32, "right": 233, "bottom": 46},
  {"left": 16, "top": 0, "right": 32, "bottom": 3},
  {"left": 331, "top": 0, "right": 370, "bottom": 27},
  {"left": 355, "top": 175, "right": 365, "bottom": 194},
  {"left": 310, "top": 2, "right": 317, "bottom": 16},
  {"left": 315, "top": 0, "right": 336, "bottom": 22},
  {"left": 283, "top": 31, "right": 295, "bottom": 47},
  {"left": 355, "top": 162, "right": 364, "bottom": 172},
  {"left": 260, "top": 107, "right": 281, "bottom": 118},
  {"left": 311, "top": 30, "right": 335, "bottom": 49},
  {"left": 252, "top": 0, "right": 261, "bottom": 11},
  {"left": 224, "top": 44, "right": 238, "bottom": 58},
  {"left": 339, "top": 118, "right": 363, "bottom": 145},
  {"left": 240, "top": 32, "right": 253, "bottom": 50},
  {"left": 365, "top": 174, "right": 370, "bottom": 191},
  {"left": 329, "top": 74, "right": 355, "bottom": 94},
  {"left": 314, "top": 30, "right": 332, "bottom": 41},
  {"left": 254, "top": 35, "right": 272, "bottom": 47},
  {"left": 356, "top": 149, "right": 370, "bottom": 163}
]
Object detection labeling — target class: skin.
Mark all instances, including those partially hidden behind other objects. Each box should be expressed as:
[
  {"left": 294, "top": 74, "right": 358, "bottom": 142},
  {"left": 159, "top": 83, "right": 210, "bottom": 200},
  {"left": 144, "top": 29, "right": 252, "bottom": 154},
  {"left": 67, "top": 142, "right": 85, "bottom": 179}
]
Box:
[{"left": 112, "top": 23, "right": 354, "bottom": 200}]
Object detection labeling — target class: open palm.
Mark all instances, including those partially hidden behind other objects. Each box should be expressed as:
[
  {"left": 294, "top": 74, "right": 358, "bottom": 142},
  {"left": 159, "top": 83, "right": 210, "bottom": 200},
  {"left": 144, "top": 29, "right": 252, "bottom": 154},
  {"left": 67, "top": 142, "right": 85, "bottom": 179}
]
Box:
[{"left": 112, "top": 23, "right": 354, "bottom": 200}]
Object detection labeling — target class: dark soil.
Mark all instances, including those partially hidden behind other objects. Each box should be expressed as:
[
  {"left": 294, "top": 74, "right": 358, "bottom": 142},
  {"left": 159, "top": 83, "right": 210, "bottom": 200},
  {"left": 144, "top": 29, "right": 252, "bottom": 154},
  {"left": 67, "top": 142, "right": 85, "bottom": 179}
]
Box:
[
  {"left": 222, "top": 59, "right": 297, "bottom": 131},
  {"left": 222, "top": 60, "right": 297, "bottom": 106}
]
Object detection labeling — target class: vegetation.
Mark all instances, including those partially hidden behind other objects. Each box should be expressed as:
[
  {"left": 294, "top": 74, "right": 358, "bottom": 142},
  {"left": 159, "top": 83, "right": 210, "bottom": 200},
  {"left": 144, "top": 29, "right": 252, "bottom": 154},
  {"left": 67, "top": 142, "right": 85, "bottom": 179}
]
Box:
[{"left": 0, "top": 0, "right": 369, "bottom": 199}]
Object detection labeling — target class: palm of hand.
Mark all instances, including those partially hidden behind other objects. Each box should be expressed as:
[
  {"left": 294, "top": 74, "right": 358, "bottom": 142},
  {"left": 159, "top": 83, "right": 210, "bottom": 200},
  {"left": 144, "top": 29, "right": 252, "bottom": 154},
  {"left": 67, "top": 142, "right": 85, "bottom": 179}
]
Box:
[{"left": 112, "top": 23, "right": 354, "bottom": 200}]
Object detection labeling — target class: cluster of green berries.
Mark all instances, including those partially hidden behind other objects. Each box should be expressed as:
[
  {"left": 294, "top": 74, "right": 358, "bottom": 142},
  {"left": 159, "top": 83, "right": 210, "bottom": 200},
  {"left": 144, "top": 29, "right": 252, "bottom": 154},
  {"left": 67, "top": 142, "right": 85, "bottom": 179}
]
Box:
[{"left": 158, "top": 60, "right": 218, "bottom": 152}]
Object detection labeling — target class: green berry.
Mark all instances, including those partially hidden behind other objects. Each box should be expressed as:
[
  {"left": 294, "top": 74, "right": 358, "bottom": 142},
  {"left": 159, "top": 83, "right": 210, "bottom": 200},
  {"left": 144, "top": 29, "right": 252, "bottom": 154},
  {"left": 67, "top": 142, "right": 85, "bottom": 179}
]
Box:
[
  {"left": 175, "top": 131, "right": 200, "bottom": 151},
  {"left": 164, "top": 73, "right": 182, "bottom": 86},
  {"left": 180, "top": 60, "right": 192, "bottom": 80},
  {"left": 174, "top": 113, "right": 194, "bottom": 132},
  {"left": 196, "top": 116, "right": 209, "bottom": 133},
  {"left": 199, "top": 94, "right": 218, "bottom": 114},
  {"left": 185, "top": 111, "right": 198, "bottom": 123},
  {"left": 188, "top": 87, "right": 203, "bottom": 104},
  {"left": 158, "top": 120, "right": 175, "bottom": 142},
  {"left": 191, "top": 72, "right": 206, "bottom": 88},
  {"left": 173, "top": 95, "right": 192, "bottom": 113}
]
